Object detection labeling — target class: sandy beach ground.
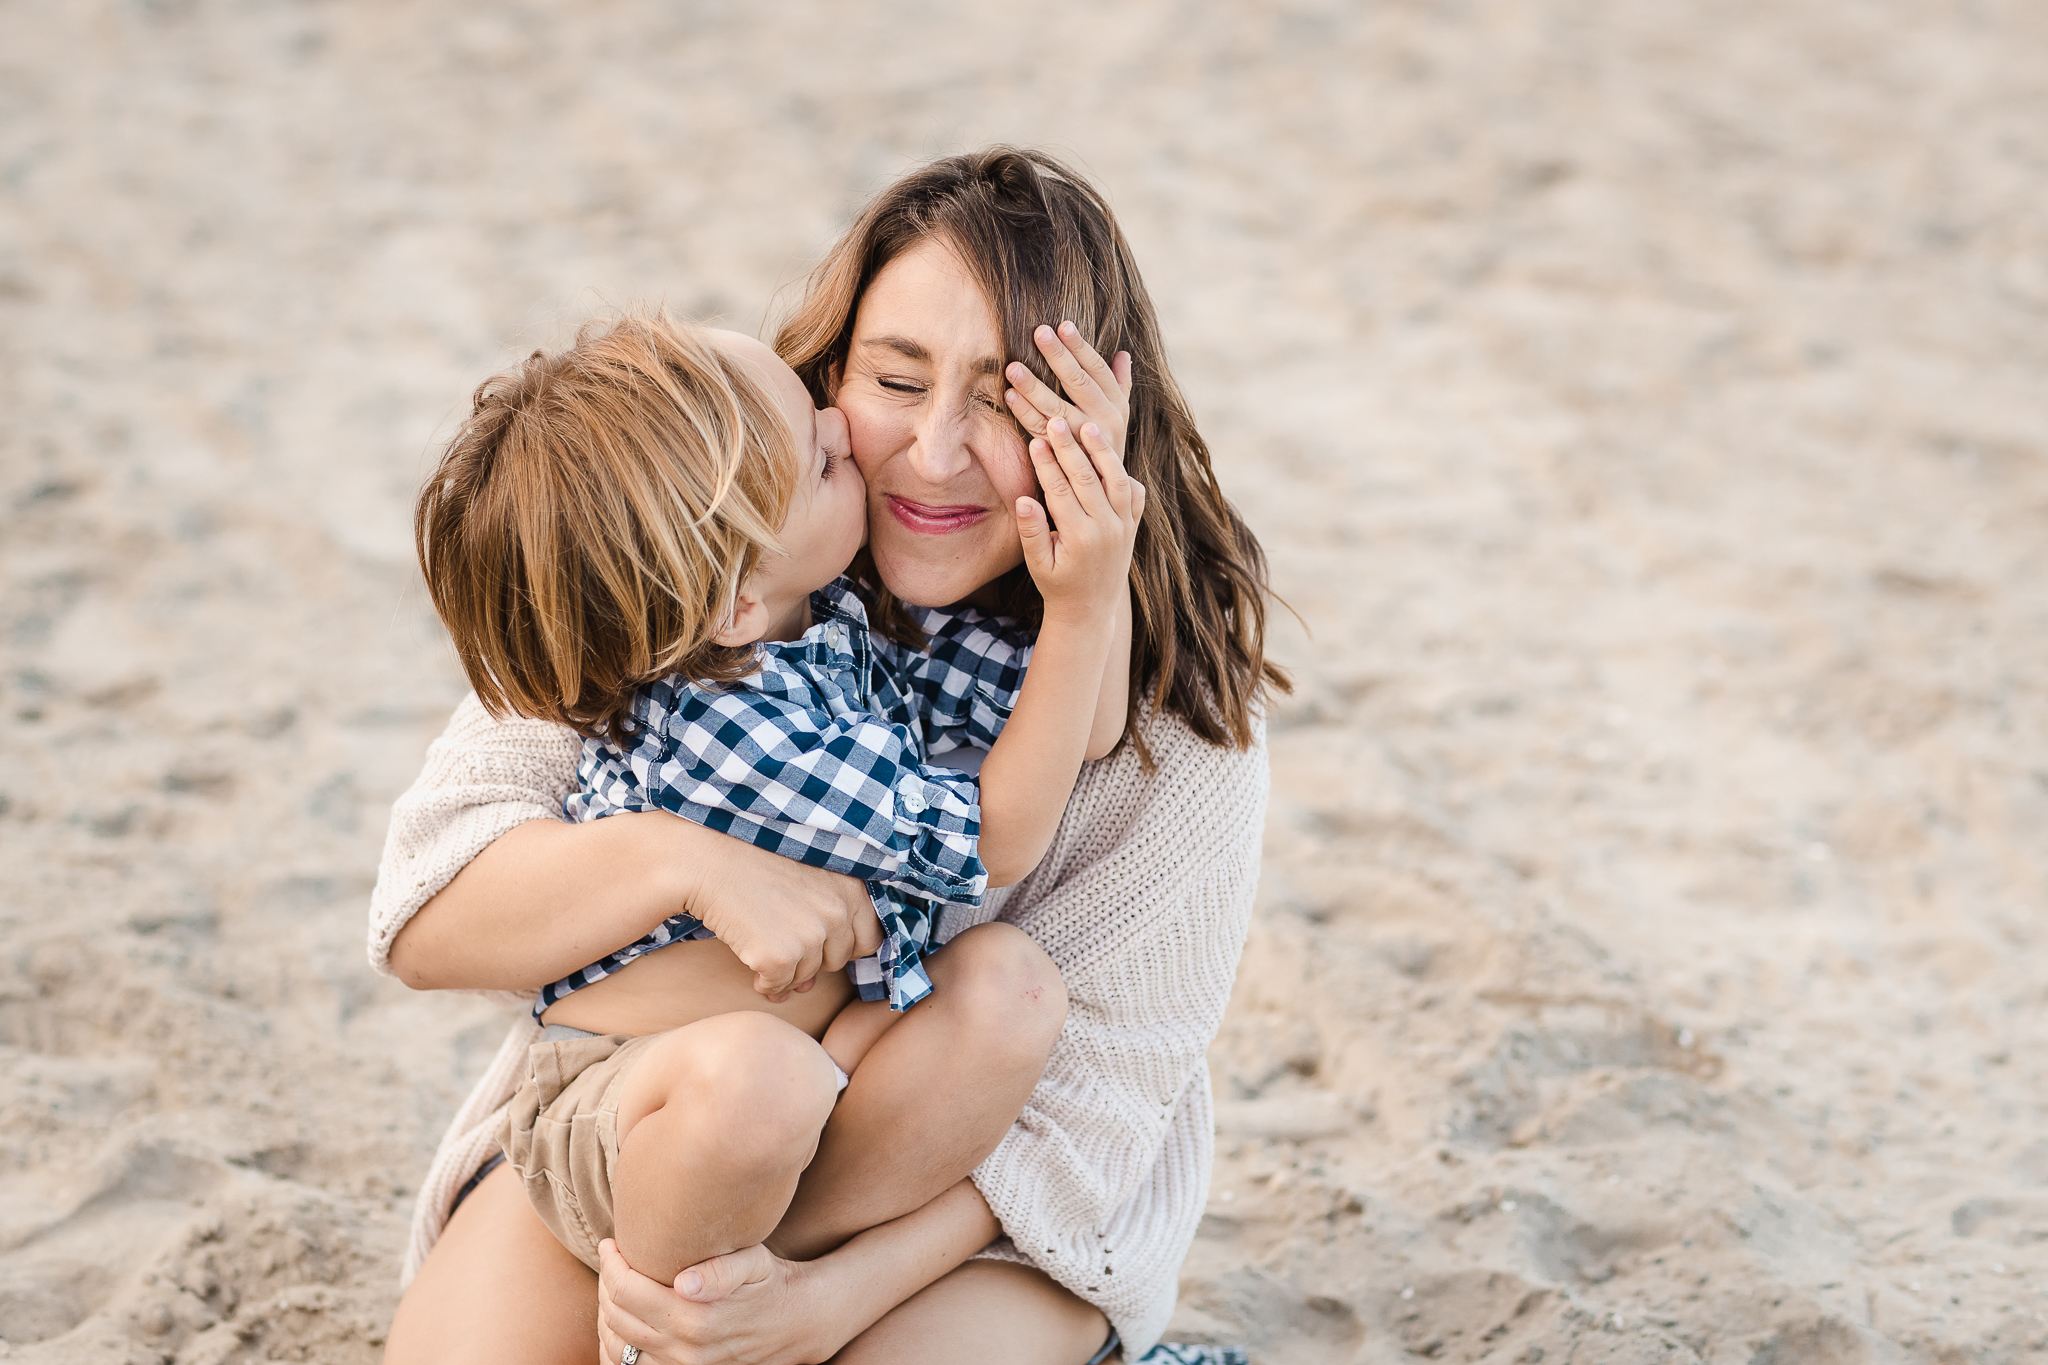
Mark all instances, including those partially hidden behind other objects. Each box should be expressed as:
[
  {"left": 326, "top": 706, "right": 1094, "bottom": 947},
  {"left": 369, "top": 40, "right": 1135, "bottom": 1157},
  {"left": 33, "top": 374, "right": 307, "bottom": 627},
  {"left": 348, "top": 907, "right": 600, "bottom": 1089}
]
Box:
[{"left": 3, "top": 2, "right": 2046, "bottom": 1361}]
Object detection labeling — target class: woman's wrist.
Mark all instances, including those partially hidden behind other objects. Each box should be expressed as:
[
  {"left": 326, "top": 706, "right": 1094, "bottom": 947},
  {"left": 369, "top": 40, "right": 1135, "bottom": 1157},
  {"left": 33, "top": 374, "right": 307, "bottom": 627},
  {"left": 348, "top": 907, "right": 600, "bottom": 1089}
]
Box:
[
  {"left": 778, "top": 1250, "right": 875, "bottom": 1360},
  {"left": 801, "top": 1181, "right": 1003, "bottom": 1348},
  {"left": 391, "top": 812, "right": 702, "bottom": 991}
]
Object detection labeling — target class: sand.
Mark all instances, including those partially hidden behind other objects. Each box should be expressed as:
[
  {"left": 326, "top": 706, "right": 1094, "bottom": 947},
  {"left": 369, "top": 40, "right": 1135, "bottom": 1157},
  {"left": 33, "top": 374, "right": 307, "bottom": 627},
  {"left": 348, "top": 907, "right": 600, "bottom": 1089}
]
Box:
[{"left": 3, "top": 1, "right": 2045, "bottom": 1360}]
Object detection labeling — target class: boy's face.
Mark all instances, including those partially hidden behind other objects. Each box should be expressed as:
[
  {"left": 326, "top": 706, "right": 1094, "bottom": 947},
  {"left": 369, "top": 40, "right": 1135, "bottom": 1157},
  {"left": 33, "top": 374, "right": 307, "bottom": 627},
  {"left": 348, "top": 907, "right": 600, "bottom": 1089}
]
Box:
[{"left": 709, "top": 332, "right": 866, "bottom": 639}]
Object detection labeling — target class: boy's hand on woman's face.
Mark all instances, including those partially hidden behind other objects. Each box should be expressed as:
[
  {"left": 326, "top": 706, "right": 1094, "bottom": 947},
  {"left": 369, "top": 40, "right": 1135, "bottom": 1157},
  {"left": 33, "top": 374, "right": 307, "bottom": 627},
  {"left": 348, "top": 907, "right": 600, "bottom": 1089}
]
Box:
[
  {"left": 1003, "top": 323, "right": 1143, "bottom": 627},
  {"left": 681, "top": 833, "right": 881, "bottom": 999},
  {"left": 1002, "top": 321, "right": 1131, "bottom": 461},
  {"left": 1015, "top": 414, "right": 1144, "bottom": 627}
]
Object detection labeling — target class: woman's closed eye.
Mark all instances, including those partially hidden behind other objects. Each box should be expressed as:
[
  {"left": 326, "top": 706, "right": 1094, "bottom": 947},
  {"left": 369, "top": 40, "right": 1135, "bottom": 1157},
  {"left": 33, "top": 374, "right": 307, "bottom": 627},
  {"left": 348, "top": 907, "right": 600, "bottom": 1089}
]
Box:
[{"left": 873, "top": 376, "right": 1002, "bottom": 413}]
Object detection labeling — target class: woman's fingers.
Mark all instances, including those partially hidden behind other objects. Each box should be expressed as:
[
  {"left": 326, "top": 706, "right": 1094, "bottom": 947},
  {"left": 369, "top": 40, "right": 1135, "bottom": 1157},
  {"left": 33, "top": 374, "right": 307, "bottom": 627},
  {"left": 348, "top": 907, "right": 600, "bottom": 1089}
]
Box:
[
  {"left": 1112, "top": 348, "right": 1133, "bottom": 396},
  {"left": 674, "top": 1244, "right": 777, "bottom": 1303},
  {"left": 596, "top": 1240, "right": 670, "bottom": 1363}
]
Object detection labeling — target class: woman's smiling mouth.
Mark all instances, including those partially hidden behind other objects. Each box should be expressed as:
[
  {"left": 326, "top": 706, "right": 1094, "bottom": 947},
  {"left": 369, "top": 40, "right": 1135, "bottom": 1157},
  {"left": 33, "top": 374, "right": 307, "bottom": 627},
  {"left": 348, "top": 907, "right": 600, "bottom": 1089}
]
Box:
[{"left": 885, "top": 495, "right": 989, "bottom": 535}]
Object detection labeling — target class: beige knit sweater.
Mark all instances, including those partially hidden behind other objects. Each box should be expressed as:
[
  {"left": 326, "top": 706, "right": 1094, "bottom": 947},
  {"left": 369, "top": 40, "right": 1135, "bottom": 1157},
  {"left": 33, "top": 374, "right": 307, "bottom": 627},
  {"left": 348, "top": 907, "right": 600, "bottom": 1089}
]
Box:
[{"left": 367, "top": 693, "right": 1266, "bottom": 1356}]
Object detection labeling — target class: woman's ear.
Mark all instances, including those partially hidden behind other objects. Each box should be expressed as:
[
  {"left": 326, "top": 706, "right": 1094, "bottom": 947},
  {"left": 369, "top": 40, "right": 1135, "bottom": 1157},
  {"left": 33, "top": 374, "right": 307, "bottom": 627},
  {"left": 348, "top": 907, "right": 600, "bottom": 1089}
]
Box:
[{"left": 711, "top": 582, "right": 772, "bottom": 648}]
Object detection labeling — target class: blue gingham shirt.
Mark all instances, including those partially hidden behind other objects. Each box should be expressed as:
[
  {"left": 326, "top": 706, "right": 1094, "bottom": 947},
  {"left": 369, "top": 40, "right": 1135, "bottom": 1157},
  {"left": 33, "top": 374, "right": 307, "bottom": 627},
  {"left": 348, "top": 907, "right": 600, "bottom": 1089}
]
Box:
[{"left": 539, "top": 579, "right": 1031, "bottom": 1016}]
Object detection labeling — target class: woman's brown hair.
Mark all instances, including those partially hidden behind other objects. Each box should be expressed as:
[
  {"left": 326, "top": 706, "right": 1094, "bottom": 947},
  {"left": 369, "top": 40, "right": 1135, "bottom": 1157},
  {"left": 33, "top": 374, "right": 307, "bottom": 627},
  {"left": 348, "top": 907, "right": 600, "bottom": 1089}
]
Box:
[
  {"left": 416, "top": 313, "right": 797, "bottom": 741},
  {"left": 775, "top": 146, "right": 1289, "bottom": 756}
]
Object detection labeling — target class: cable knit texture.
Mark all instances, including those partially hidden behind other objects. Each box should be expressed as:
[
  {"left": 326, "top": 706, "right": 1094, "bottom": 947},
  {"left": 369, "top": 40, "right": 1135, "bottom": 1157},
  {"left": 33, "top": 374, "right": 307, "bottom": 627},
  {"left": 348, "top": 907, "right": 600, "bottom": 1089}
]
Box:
[{"left": 368, "top": 692, "right": 1266, "bottom": 1357}]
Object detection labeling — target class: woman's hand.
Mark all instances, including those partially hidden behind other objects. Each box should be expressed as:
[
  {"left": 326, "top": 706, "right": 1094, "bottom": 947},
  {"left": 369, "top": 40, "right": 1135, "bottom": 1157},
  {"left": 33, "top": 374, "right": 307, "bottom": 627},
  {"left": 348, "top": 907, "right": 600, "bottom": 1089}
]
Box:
[
  {"left": 683, "top": 834, "right": 883, "bottom": 1000},
  {"left": 390, "top": 814, "right": 879, "bottom": 998},
  {"left": 595, "top": 1239, "right": 845, "bottom": 1365}
]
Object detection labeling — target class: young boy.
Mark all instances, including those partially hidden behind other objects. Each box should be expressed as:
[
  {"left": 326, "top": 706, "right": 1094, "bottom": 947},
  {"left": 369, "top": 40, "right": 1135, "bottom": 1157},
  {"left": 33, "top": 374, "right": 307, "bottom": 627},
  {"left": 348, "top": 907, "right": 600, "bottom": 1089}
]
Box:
[{"left": 413, "top": 312, "right": 1139, "bottom": 1283}]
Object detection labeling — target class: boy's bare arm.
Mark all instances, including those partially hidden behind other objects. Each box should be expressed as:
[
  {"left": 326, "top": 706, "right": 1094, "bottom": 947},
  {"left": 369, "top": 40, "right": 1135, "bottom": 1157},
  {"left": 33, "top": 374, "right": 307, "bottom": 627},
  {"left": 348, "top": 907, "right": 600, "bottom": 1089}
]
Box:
[
  {"left": 1083, "top": 585, "right": 1132, "bottom": 760},
  {"left": 977, "top": 602, "right": 1120, "bottom": 886},
  {"left": 977, "top": 412, "right": 1142, "bottom": 886}
]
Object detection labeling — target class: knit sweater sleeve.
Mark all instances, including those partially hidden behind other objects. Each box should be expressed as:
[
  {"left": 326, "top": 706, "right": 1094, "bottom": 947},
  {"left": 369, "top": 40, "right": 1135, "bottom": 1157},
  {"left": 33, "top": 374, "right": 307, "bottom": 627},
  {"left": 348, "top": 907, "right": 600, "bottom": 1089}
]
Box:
[
  {"left": 971, "top": 716, "right": 1269, "bottom": 1354},
  {"left": 366, "top": 693, "right": 583, "bottom": 978}
]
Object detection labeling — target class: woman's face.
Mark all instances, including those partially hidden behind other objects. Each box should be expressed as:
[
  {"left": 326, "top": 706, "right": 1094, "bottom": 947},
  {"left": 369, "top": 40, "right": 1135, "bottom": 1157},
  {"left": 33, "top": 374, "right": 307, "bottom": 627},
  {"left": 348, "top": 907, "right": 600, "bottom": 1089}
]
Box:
[{"left": 835, "top": 238, "right": 1033, "bottom": 609}]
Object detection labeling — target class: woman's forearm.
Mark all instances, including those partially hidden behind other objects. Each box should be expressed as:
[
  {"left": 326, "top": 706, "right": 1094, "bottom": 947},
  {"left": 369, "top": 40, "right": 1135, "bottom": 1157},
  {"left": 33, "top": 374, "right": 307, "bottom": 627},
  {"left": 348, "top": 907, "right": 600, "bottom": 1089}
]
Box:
[
  {"left": 800, "top": 1180, "right": 1002, "bottom": 1350},
  {"left": 386, "top": 812, "right": 697, "bottom": 992}
]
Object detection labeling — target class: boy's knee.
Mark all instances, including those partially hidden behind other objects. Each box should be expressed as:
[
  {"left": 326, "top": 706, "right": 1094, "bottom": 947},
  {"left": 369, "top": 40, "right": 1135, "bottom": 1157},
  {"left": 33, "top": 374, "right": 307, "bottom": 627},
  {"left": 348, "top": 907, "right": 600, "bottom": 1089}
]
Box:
[
  {"left": 651, "top": 1013, "right": 837, "bottom": 1159},
  {"left": 937, "top": 922, "right": 1068, "bottom": 1062}
]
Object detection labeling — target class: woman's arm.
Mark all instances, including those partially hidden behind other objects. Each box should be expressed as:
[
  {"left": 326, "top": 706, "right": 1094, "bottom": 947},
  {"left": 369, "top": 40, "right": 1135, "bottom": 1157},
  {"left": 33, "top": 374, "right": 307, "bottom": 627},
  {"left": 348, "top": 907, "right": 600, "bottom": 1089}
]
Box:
[
  {"left": 394, "top": 813, "right": 881, "bottom": 998},
  {"left": 373, "top": 695, "right": 878, "bottom": 999},
  {"left": 594, "top": 1181, "right": 1000, "bottom": 1365},
  {"left": 386, "top": 812, "right": 697, "bottom": 990}
]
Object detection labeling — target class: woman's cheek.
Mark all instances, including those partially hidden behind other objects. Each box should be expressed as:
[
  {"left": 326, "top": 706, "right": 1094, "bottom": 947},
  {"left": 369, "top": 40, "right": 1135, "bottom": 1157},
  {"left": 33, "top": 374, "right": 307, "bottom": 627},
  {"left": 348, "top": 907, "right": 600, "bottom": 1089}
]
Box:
[
  {"left": 981, "top": 430, "right": 1035, "bottom": 508},
  {"left": 842, "top": 398, "right": 904, "bottom": 479}
]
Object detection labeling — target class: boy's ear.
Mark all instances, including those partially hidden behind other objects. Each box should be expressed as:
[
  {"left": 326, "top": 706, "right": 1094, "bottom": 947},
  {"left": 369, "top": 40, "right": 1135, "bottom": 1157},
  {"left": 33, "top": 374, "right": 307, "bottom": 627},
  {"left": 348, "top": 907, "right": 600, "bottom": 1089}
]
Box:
[{"left": 711, "top": 583, "right": 772, "bottom": 648}]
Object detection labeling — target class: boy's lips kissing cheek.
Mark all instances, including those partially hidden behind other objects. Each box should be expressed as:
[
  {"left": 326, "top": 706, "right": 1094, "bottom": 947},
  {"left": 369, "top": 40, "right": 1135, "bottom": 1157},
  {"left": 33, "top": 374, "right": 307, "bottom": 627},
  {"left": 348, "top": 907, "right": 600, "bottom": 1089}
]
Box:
[{"left": 885, "top": 495, "right": 989, "bottom": 535}]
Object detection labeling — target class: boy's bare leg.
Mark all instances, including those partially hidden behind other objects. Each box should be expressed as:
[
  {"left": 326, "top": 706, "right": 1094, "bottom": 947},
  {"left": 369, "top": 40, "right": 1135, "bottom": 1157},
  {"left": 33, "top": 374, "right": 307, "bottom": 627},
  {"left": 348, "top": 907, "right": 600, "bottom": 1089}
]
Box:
[
  {"left": 611, "top": 1011, "right": 842, "bottom": 1284},
  {"left": 820, "top": 997, "right": 899, "bottom": 1076},
  {"left": 770, "top": 922, "right": 1067, "bottom": 1261}
]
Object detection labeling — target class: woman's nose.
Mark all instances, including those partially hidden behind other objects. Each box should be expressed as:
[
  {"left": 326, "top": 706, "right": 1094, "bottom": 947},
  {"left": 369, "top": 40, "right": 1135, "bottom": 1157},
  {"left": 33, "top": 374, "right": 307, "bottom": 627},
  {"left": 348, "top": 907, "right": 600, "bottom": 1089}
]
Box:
[{"left": 906, "top": 399, "right": 974, "bottom": 483}]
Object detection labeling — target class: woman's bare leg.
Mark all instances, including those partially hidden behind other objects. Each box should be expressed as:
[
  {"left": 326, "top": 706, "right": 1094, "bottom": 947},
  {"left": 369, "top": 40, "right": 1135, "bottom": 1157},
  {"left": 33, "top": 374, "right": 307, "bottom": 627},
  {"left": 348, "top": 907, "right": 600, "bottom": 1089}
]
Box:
[
  {"left": 771, "top": 922, "right": 1068, "bottom": 1260},
  {"left": 383, "top": 1162, "right": 597, "bottom": 1365},
  {"left": 833, "top": 1260, "right": 1114, "bottom": 1365}
]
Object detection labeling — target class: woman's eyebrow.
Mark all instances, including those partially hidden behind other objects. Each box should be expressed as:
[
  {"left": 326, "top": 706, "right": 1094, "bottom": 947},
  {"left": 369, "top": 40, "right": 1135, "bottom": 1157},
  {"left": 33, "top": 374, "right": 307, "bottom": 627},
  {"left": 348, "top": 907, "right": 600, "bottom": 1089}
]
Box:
[{"left": 860, "top": 335, "right": 1003, "bottom": 376}]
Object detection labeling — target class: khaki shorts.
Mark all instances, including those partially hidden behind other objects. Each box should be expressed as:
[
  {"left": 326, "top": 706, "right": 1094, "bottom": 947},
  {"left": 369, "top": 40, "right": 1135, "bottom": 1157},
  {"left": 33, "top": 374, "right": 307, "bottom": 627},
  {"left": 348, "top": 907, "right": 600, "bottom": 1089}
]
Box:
[{"left": 497, "top": 1028, "right": 665, "bottom": 1271}]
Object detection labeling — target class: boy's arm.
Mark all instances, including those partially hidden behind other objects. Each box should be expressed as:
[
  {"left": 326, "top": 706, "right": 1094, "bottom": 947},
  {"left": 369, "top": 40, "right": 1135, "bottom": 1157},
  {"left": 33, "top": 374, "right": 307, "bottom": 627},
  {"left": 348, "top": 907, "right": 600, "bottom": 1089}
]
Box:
[
  {"left": 975, "top": 603, "right": 1120, "bottom": 886},
  {"left": 978, "top": 408, "right": 1143, "bottom": 886},
  {"left": 1084, "top": 585, "right": 1132, "bottom": 760}
]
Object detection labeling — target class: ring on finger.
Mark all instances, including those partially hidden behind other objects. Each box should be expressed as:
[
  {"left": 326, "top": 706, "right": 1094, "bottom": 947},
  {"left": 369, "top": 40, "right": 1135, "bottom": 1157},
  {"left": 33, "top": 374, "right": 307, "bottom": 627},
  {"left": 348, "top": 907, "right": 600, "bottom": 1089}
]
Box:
[{"left": 621, "top": 1347, "right": 640, "bottom": 1365}]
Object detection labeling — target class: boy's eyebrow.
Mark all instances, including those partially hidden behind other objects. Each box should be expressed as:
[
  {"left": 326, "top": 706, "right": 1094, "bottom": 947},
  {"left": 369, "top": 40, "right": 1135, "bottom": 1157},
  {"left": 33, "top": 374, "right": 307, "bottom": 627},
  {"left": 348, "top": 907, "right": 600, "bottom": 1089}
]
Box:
[{"left": 860, "top": 335, "right": 1003, "bottom": 377}]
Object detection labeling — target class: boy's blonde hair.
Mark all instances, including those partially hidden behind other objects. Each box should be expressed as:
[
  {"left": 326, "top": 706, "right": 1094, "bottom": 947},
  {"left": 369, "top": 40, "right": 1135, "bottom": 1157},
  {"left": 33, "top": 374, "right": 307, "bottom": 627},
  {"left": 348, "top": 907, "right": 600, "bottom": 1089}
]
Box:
[{"left": 416, "top": 313, "right": 798, "bottom": 741}]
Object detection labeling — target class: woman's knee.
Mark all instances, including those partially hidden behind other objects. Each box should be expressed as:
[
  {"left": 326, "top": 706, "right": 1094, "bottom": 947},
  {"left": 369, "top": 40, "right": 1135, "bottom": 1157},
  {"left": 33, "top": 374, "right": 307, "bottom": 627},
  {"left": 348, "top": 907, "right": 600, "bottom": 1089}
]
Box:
[{"left": 931, "top": 922, "right": 1068, "bottom": 1062}]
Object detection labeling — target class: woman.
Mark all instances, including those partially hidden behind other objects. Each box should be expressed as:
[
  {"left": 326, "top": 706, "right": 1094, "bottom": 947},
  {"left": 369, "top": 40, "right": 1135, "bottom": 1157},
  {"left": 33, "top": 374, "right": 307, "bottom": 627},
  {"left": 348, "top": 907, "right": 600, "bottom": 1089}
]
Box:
[{"left": 371, "top": 147, "right": 1283, "bottom": 1364}]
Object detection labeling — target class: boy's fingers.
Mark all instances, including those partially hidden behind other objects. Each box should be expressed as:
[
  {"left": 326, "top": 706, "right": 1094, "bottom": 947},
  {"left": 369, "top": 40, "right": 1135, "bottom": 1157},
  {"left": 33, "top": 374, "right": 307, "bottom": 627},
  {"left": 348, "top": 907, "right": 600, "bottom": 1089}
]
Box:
[
  {"left": 1004, "top": 362, "right": 1066, "bottom": 430},
  {"left": 1055, "top": 321, "right": 1122, "bottom": 404},
  {"left": 1003, "top": 387, "right": 1052, "bottom": 436},
  {"left": 1046, "top": 418, "right": 1113, "bottom": 522},
  {"left": 1078, "top": 421, "right": 1135, "bottom": 519},
  {"left": 1034, "top": 324, "right": 1102, "bottom": 411},
  {"left": 1015, "top": 496, "right": 1054, "bottom": 575},
  {"left": 1029, "top": 435, "right": 1083, "bottom": 524}
]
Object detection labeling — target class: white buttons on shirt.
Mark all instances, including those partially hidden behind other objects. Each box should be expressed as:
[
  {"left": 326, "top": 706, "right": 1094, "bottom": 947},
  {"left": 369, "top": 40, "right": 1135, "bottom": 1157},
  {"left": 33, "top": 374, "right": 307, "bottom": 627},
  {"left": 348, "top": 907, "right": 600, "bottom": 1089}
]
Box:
[
  {"left": 899, "top": 777, "right": 927, "bottom": 815},
  {"left": 826, "top": 624, "right": 850, "bottom": 653}
]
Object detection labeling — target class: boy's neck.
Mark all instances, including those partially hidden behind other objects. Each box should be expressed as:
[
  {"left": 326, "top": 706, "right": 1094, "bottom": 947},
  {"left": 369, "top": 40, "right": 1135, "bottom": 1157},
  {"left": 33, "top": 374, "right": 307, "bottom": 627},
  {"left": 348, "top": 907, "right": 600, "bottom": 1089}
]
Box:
[{"left": 761, "top": 595, "right": 814, "bottom": 643}]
